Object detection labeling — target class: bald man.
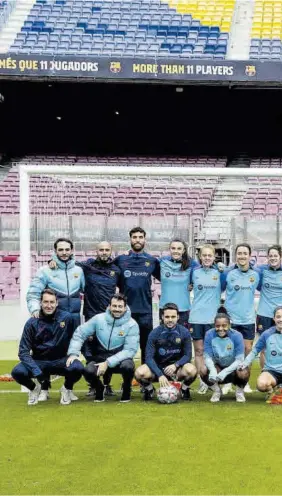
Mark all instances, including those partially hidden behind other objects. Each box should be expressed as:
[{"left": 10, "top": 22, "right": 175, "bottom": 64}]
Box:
[
  {"left": 76, "top": 242, "right": 121, "bottom": 395},
  {"left": 76, "top": 242, "right": 121, "bottom": 322}
]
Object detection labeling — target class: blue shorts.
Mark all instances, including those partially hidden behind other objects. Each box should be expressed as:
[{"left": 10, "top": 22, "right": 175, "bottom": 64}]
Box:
[
  {"left": 232, "top": 323, "right": 256, "bottom": 341},
  {"left": 264, "top": 369, "right": 282, "bottom": 386},
  {"left": 257, "top": 315, "right": 275, "bottom": 335},
  {"left": 189, "top": 323, "right": 213, "bottom": 341}
]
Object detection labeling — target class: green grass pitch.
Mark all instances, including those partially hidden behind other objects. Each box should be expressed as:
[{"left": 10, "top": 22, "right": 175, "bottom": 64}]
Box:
[{"left": 1, "top": 359, "right": 282, "bottom": 495}]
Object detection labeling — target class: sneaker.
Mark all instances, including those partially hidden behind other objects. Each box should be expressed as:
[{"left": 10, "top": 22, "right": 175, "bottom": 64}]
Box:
[
  {"left": 235, "top": 387, "right": 246, "bottom": 403},
  {"left": 86, "top": 387, "right": 95, "bottom": 397},
  {"left": 221, "top": 383, "right": 233, "bottom": 395},
  {"left": 27, "top": 383, "right": 41, "bottom": 406},
  {"left": 120, "top": 387, "right": 131, "bottom": 403},
  {"left": 70, "top": 391, "right": 78, "bottom": 401},
  {"left": 104, "top": 385, "right": 115, "bottom": 396},
  {"left": 244, "top": 383, "right": 253, "bottom": 393},
  {"left": 38, "top": 390, "right": 49, "bottom": 402},
  {"left": 181, "top": 387, "right": 192, "bottom": 401},
  {"left": 60, "top": 385, "right": 72, "bottom": 405},
  {"left": 94, "top": 384, "right": 105, "bottom": 402},
  {"left": 197, "top": 380, "right": 208, "bottom": 395},
  {"left": 144, "top": 386, "right": 155, "bottom": 401},
  {"left": 210, "top": 384, "right": 221, "bottom": 403}
]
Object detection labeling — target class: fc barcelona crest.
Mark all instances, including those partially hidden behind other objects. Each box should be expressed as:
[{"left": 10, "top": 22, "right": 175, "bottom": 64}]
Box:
[
  {"left": 245, "top": 65, "right": 256, "bottom": 77},
  {"left": 110, "top": 61, "right": 122, "bottom": 73}
]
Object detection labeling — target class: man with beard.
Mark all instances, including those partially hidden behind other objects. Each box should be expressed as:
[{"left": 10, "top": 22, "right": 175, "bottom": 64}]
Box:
[
  {"left": 76, "top": 241, "right": 121, "bottom": 395},
  {"left": 67, "top": 294, "right": 139, "bottom": 403},
  {"left": 49, "top": 241, "right": 121, "bottom": 396},
  {"left": 114, "top": 227, "right": 159, "bottom": 363}
]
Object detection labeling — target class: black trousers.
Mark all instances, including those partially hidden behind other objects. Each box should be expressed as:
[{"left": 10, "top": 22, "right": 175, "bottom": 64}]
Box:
[
  {"left": 84, "top": 358, "right": 135, "bottom": 390},
  {"left": 131, "top": 312, "right": 153, "bottom": 364}
]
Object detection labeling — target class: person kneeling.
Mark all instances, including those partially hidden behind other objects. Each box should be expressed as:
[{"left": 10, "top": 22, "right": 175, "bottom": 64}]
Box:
[
  {"left": 67, "top": 294, "right": 139, "bottom": 403},
  {"left": 201, "top": 313, "right": 250, "bottom": 403},
  {"left": 239, "top": 306, "right": 282, "bottom": 397},
  {"left": 11, "top": 289, "right": 84, "bottom": 406},
  {"left": 135, "top": 303, "right": 197, "bottom": 401}
]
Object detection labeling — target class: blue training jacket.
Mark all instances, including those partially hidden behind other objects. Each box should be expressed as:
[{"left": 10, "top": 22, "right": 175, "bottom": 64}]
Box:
[
  {"left": 189, "top": 265, "right": 225, "bottom": 324},
  {"left": 257, "top": 264, "right": 282, "bottom": 318},
  {"left": 145, "top": 323, "right": 192, "bottom": 378},
  {"left": 204, "top": 328, "right": 245, "bottom": 380},
  {"left": 68, "top": 307, "right": 140, "bottom": 368},
  {"left": 76, "top": 258, "right": 121, "bottom": 320},
  {"left": 114, "top": 251, "right": 159, "bottom": 314},
  {"left": 221, "top": 265, "right": 261, "bottom": 325},
  {"left": 18, "top": 309, "right": 77, "bottom": 377},
  {"left": 158, "top": 257, "right": 199, "bottom": 312},
  {"left": 26, "top": 254, "right": 85, "bottom": 315},
  {"left": 243, "top": 327, "right": 282, "bottom": 373}
]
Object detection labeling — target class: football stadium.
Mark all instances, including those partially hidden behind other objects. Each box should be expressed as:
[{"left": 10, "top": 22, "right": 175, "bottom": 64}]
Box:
[{"left": 2, "top": 0, "right": 282, "bottom": 495}]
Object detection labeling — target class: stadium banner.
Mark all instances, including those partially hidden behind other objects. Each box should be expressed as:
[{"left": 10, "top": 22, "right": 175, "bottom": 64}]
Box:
[{"left": 0, "top": 53, "right": 280, "bottom": 82}]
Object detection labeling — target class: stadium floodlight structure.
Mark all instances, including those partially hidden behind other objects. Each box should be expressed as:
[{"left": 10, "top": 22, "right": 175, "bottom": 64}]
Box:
[{"left": 20, "top": 164, "right": 282, "bottom": 322}]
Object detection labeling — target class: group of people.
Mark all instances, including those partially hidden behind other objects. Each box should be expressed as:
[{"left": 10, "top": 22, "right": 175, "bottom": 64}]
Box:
[{"left": 11, "top": 226, "right": 282, "bottom": 405}]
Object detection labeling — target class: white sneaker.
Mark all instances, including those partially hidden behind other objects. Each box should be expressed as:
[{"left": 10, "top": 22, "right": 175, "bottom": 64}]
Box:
[
  {"left": 38, "top": 390, "right": 50, "bottom": 402},
  {"left": 28, "top": 383, "right": 41, "bottom": 406},
  {"left": 60, "top": 385, "right": 72, "bottom": 405},
  {"left": 221, "top": 383, "right": 233, "bottom": 395},
  {"left": 210, "top": 384, "right": 221, "bottom": 403},
  {"left": 244, "top": 383, "right": 253, "bottom": 393},
  {"left": 197, "top": 380, "right": 209, "bottom": 395},
  {"left": 235, "top": 387, "right": 246, "bottom": 403},
  {"left": 70, "top": 391, "right": 78, "bottom": 401}
]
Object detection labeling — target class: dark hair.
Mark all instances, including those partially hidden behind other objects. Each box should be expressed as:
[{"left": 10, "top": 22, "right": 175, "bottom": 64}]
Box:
[
  {"left": 161, "top": 303, "right": 179, "bottom": 315},
  {"left": 169, "top": 238, "right": 191, "bottom": 271},
  {"left": 268, "top": 245, "right": 282, "bottom": 257},
  {"left": 274, "top": 306, "right": 282, "bottom": 317},
  {"left": 235, "top": 243, "right": 252, "bottom": 255},
  {"left": 214, "top": 312, "right": 231, "bottom": 324},
  {"left": 54, "top": 238, "right": 73, "bottom": 250},
  {"left": 129, "top": 227, "right": 146, "bottom": 238},
  {"left": 110, "top": 293, "right": 127, "bottom": 305},
  {"left": 40, "top": 288, "right": 57, "bottom": 301}
]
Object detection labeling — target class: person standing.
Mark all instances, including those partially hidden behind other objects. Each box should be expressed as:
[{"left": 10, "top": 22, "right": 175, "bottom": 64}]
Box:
[{"left": 114, "top": 227, "right": 159, "bottom": 363}]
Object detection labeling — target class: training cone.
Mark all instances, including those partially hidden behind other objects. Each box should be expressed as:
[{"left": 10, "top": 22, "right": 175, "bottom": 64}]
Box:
[{"left": 266, "top": 386, "right": 282, "bottom": 404}]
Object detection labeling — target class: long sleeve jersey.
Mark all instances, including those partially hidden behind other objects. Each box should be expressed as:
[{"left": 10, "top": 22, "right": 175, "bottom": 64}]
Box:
[
  {"left": 204, "top": 328, "right": 245, "bottom": 378},
  {"left": 221, "top": 266, "right": 261, "bottom": 325},
  {"left": 257, "top": 264, "right": 282, "bottom": 318},
  {"left": 158, "top": 257, "right": 199, "bottom": 311},
  {"left": 26, "top": 254, "right": 85, "bottom": 315},
  {"left": 145, "top": 324, "right": 192, "bottom": 378},
  {"left": 189, "top": 266, "right": 225, "bottom": 324},
  {"left": 76, "top": 258, "right": 121, "bottom": 320},
  {"left": 18, "top": 309, "right": 77, "bottom": 377},
  {"left": 243, "top": 327, "right": 282, "bottom": 373},
  {"left": 114, "top": 251, "right": 159, "bottom": 314},
  {"left": 68, "top": 307, "right": 139, "bottom": 368}
]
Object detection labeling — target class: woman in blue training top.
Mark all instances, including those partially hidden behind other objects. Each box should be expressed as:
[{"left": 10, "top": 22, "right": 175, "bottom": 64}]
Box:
[
  {"left": 158, "top": 239, "right": 199, "bottom": 329},
  {"left": 257, "top": 245, "right": 282, "bottom": 368},
  {"left": 189, "top": 244, "right": 225, "bottom": 394}
]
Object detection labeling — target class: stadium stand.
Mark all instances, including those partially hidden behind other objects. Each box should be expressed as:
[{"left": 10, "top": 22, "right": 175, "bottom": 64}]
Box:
[
  {"left": 250, "top": 0, "right": 282, "bottom": 60},
  {"left": 7, "top": 0, "right": 233, "bottom": 59}
]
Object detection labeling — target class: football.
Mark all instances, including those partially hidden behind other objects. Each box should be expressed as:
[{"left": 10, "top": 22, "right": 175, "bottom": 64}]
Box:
[{"left": 157, "top": 386, "right": 179, "bottom": 404}]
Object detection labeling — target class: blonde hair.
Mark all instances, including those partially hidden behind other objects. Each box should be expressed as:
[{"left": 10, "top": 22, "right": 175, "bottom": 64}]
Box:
[{"left": 199, "top": 244, "right": 215, "bottom": 256}]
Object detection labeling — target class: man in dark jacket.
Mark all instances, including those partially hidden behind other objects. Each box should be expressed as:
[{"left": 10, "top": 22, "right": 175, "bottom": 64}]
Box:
[
  {"left": 12, "top": 289, "right": 84, "bottom": 406},
  {"left": 135, "top": 303, "right": 197, "bottom": 401}
]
